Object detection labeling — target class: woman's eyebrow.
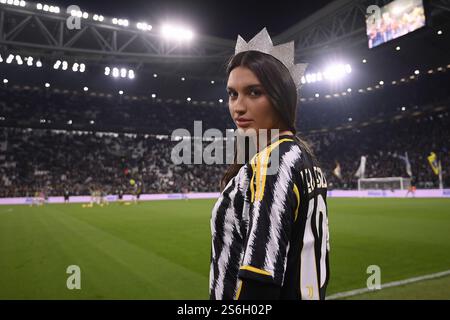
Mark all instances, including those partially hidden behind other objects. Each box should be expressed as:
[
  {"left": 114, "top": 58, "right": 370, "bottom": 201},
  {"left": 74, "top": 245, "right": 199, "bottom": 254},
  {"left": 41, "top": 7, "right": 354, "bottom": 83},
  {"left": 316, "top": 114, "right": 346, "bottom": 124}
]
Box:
[{"left": 227, "top": 84, "right": 263, "bottom": 91}]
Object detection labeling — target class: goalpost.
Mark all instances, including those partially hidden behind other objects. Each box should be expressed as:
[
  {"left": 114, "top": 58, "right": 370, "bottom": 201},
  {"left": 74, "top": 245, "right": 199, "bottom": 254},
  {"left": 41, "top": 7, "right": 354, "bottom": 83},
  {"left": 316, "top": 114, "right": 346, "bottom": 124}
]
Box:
[{"left": 358, "top": 177, "right": 411, "bottom": 191}]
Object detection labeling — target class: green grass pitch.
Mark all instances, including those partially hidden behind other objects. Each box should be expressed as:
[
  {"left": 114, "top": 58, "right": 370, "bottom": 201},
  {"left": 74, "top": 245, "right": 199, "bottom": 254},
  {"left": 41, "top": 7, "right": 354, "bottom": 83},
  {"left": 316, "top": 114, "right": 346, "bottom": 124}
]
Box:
[{"left": 0, "top": 198, "right": 449, "bottom": 299}]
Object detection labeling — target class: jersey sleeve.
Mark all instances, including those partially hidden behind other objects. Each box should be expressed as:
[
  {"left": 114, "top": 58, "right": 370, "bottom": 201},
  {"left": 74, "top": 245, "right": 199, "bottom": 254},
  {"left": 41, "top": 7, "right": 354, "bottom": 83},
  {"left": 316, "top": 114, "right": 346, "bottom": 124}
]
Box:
[{"left": 238, "top": 141, "right": 301, "bottom": 287}]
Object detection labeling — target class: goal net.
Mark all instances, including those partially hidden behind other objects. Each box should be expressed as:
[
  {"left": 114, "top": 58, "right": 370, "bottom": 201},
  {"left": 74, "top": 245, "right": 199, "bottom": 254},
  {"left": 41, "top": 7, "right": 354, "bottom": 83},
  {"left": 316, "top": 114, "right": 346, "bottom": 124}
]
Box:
[{"left": 358, "top": 177, "right": 411, "bottom": 191}]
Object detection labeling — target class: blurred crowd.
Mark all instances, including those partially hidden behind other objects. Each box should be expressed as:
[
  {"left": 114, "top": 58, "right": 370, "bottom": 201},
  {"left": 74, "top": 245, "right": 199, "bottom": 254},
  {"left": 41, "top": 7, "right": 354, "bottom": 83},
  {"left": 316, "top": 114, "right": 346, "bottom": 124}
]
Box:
[{"left": 1, "top": 109, "right": 448, "bottom": 197}]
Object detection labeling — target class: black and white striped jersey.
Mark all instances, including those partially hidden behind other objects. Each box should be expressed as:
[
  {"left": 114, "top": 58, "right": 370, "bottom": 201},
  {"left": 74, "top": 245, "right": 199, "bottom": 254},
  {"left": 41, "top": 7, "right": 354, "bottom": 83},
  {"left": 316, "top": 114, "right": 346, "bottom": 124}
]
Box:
[{"left": 209, "top": 134, "right": 330, "bottom": 300}]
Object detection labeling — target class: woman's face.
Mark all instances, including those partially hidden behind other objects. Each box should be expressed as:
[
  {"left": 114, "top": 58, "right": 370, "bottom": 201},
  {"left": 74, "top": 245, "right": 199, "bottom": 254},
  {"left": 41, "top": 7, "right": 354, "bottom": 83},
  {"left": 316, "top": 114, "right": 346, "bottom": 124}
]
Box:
[{"left": 227, "top": 66, "right": 283, "bottom": 134}]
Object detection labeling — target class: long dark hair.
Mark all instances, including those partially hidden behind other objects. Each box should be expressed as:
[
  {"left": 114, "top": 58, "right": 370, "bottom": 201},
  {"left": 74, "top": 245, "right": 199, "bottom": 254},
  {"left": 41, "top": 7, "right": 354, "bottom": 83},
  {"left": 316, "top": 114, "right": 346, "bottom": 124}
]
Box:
[{"left": 220, "top": 50, "right": 318, "bottom": 191}]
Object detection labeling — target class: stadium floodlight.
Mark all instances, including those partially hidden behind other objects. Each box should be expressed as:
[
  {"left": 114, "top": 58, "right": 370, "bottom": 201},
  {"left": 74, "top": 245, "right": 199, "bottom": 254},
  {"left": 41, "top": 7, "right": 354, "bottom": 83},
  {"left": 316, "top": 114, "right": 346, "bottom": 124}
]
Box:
[
  {"left": 0, "top": 54, "right": 2, "bottom": 63},
  {"left": 43, "top": 4, "right": 48, "bottom": 11},
  {"left": 79, "top": 63, "right": 85, "bottom": 73},
  {"left": 181, "top": 77, "right": 185, "bottom": 81},
  {"left": 315, "top": 93, "right": 320, "bottom": 98},
  {"left": 153, "top": 73, "right": 158, "bottom": 78},
  {"left": 15, "top": 55, "right": 23, "bottom": 65},
  {"left": 401, "top": 107, "right": 406, "bottom": 111},
  {"left": 347, "top": 88, "right": 352, "bottom": 92},
  {"left": 45, "top": 82, "right": 50, "bottom": 88},
  {"left": 82, "top": 12, "right": 88, "bottom": 19},
  {"left": 414, "top": 69, "right": 420, "bottom": 75},
  {"left": 83, "top": 86, "right": 88, "bottom": 92},
  {"left": 151, "top": 93, "right": 156, "bottom": 98},
  {"left": 186, "top": 97, "right": 191, "bottom": 102},
  {"left": 104, "top": 67, "right": 110, "bottom": 76},
  {"left": 90, "top": 120, "right": 95, "bottom": 124},
  {"left": 348, "top": 117, "right": 352, "bottom": 122},
  {"left": 362, "top": 59, "right": 367, "bottom": 63},
  {"left": 322, "top": 64, "right": 351, "bottom": 81},
  {"left": 19, "top": 0, "right": 25, "bottom": 6},
  {"left": 36, "top": 59, "right": 42, "bottom": 67},
  {"left": 137, "top": 22, "right": 152, "bottom": 31},
  {"left": 219, "top": 99, "right": 223, "bottom": 103},
  {"left": 6, "top": 54, "right": 14, "bottom": 64},
  {"left": 128, "top": 70, "right": 135, "bottom": 79},
  {"left": 211, "top": 80, "right": 215, "bottom": 84},
  {"left": 437, "top": 30, "right": 442, "bottom": 35},
  {"left": 112, "top": 18, "right": 118, "bottom": 24},
  {"left": 36, "top": 3, "right": 42, "bottom": 9},
  {"left": 379, "top": 80, "right": 384, "bottom": 85},
  {"left": 119, "top": 90, "right": 124, "bottom": 95},
  {"left": 112, "top": 67, "right": 119, "bottom": 78},
  {"left": 3, "top": 79, "right": 8, "bottom": 84},
  {"left": 98, "top": 15, "right": 104, "bottom": 22},
  {"left": 62, "top": 61, "right": 68, "bottom": 70},
  {"left": 26, "top": 56, "right": 33, "bottom": 66},
  {"left": 72, "top": 63, "right": 79, "bottom": 72},
  {"left": 53, "top": 60, "right": 61, "bottom": 69},
  {"left": 396, "top": 46, "right": 401, "bottom": 51},
  {"left": 120, "top": 68, "right": 127, "bottom": 78},
  {"left": 67, "top": 120, "right": 72, "bottom": 125},
  {"left": 161, "top": 24, "right": 194, "bottom": 41}
]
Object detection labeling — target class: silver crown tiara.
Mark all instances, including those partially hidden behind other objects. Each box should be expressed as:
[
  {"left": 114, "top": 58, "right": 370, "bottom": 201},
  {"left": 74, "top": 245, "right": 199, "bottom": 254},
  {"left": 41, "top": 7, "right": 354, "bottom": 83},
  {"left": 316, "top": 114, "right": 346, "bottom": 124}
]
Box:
[{"left": 235, "top": 28, "right": 308, "bottom": 89}]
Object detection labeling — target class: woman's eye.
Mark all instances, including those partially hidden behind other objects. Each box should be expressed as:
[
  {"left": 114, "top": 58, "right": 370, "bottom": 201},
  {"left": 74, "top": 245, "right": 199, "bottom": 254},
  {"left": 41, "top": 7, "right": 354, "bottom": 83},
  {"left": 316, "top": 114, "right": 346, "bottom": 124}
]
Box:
[
  {"left": 228, "top": 91, "right": 237, "bottom": 98},
  {"left": 250, "top": 90, "right": 261, "bottom": 96}
]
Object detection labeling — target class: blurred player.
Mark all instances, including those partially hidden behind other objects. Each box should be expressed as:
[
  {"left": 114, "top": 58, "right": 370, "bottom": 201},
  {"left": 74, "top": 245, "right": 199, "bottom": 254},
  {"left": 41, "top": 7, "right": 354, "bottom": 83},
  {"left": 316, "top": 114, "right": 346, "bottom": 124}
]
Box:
[{"left": 63, "top": 187, "right": 70, "bottom": 204}]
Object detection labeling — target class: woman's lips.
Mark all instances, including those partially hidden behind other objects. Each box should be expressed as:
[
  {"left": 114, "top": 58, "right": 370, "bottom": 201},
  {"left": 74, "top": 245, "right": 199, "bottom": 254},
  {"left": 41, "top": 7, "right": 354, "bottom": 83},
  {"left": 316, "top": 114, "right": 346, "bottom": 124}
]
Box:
[{"left": 236, "top": 119, "right": 253, "bottom": 127}]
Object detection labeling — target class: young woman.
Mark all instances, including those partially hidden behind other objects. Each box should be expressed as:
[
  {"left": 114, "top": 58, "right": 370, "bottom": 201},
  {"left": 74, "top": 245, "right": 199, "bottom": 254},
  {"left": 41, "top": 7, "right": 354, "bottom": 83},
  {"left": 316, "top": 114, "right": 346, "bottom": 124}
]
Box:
[{"left": 209, "top": 49, "right": 330, "bottom": 300}]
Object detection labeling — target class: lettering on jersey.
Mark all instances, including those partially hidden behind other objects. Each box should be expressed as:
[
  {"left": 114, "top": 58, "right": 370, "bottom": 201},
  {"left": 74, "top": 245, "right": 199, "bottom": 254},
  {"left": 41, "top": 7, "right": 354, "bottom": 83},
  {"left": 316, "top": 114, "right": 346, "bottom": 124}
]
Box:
[{"left": 300, "top": 167, "right": 327, "bottom": 196}]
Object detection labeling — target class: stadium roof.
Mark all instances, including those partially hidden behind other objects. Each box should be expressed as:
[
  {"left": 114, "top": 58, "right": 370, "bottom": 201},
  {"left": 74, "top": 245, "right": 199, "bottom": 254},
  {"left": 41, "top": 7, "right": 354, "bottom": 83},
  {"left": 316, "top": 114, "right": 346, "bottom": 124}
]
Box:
[{"left": 0, "top": 0, "right": 449, "bottom": 99}]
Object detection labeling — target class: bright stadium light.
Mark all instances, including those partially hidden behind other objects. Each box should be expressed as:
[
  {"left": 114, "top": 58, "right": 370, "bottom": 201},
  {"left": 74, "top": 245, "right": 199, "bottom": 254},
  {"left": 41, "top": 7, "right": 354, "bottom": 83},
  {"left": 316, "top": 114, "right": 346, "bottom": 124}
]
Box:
[
  {"left": 153, "top": 73, "right": 158, "bottom": 78},
  {"left": 315, "top": 93, "right": 320, "bottom": 98},
  {"left": 211, "top": 80, "right": 215, "bottom": 84},
  {"left": 118, "top": 90, "right": 124, "bottom": 95},
  {"left": 347, "top": 88, "right": 352, "bottom": 92},
  {"left": 90, "top": 120, "right": 95, "bottom": 124},
  {"left": 112, "top": 67, "right": 119, "bottom": 78},
  {"left": 128, "top": 70, "right": 135, "bottom": 79},
  {"left": 186, "top": 97, "right": 191, "bottom": 102},
  {"left": 161, "top": 24, "right": 194, "bottom": 41},
  {"left": 414, "top": 69, "right": 420, "bottom": 75},
  {"left": 219, "top": 99, "right": 223, "bottom": 103},
  {"left": 62, "top": 60, "right": 68, "bottom": 70},
  {"left": 379, "top": 80, "right": 384, "bottom": 85},
  {"left": 82, "top": 12, "right": 88, "bottom": 19},
  {"left": 151, "top": 93, "right": 156, "bottom": 98},
  {"left": 26, "top": 56, "right": 33, "bottom": 66},
  {"left": 67, "top": 120, "right": 72, "bottom": 125},
  {"left": 120, "top": 68, "right": 127, "bottom": 78},
  {"left": 83, "top": 86, "right": 88, "bottom": 92},
  {"left": 0, "top": 54, "right": 3, "bottom": 63},
  {"left": 45, "top": 82, "right": 50, "bottom": 88},
  {"left": 36, "top": 3, "right": 42, "bottom": 10},
  {"left": 137, "top": 22, "right": 152, "bottom": 31},
  {"left": 181, "top": 77, "right": 185, "bottom": 81},
  {"left": 36, "top": 59, "right": 42, "bottom": 67},
  {"left": 104, "top": 67, "right": 110, "bottom": 75},
  {"left": 6, "top": 54, "right": 14, "bottom": 64},
  {"left": 72, "top": 63, "right": 79, "bottom": 72},
  {"left": 362, "top": 59, "right": 367, "bottom": 63},
  {"left": 437, "top": 30, "right": 443, "bottom": 35},
  {"left": 3, "top": 79, "right": 8, "bottom": 84},
  {"left": 53, "top": 60, "right": 61, "bottom": 69},
  {"left": 401, "top": 107, "right": 406, "bottom": 111},
  {"left": 396, "top": 46, "right": 401, "bottom": 51},
  {"left": 79, "top": 63, "right": 85, "bottom": 73}
]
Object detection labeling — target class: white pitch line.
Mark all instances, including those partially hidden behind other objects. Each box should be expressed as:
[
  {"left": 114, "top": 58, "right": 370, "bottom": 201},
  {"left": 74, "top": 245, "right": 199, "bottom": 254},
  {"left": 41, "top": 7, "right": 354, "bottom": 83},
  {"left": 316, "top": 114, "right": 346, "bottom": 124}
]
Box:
[{"left": 326, "top": 269, "right": 450, "bottom": 300}]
